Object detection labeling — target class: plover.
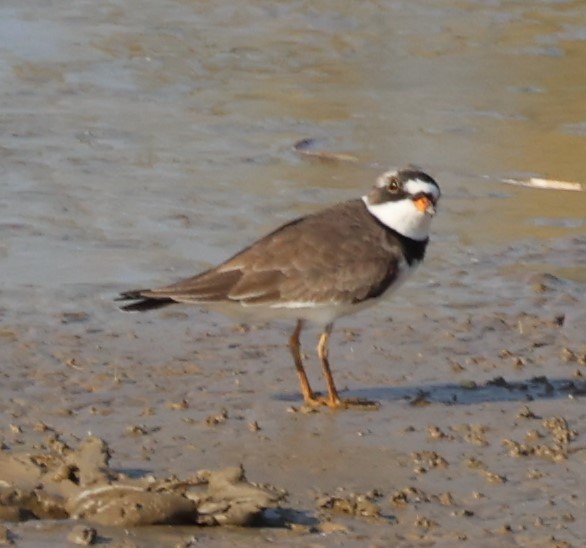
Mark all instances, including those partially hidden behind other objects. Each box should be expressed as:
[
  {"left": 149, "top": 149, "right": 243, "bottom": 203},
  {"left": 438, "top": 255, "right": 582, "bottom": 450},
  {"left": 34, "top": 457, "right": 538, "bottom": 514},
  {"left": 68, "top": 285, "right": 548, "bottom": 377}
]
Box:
[{"left": 118, "top": 167, "right": 441, "bottom": 409}]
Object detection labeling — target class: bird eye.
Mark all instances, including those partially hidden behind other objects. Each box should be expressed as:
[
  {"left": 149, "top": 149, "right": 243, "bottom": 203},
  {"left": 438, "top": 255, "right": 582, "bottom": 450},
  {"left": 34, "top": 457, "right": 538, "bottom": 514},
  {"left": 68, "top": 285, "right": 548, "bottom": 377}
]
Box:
[{"left": 387, "top": 177, "right": 401, "bottom": 193}]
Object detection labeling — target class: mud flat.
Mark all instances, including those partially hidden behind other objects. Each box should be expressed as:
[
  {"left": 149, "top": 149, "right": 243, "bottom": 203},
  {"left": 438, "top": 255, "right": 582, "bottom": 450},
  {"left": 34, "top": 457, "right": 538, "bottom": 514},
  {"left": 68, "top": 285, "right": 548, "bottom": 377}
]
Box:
[
  {"left": 1, "top": 236, "right": 585, "bottom": 546},
  {"left": 1, "top": 0, "right": 585, "bottom": 545}
]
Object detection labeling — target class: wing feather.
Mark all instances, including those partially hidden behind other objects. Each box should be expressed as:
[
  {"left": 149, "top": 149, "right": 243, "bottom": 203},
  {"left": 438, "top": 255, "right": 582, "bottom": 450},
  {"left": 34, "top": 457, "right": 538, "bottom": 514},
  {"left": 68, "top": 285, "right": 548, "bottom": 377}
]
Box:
[{"left": 119, "top": 199, "right": 404, "bottom": 309}]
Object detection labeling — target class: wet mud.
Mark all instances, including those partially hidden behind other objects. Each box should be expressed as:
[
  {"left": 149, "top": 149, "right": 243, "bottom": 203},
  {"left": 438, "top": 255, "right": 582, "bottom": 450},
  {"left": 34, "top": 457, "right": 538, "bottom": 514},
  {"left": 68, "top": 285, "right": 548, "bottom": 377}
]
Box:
[
  {"left": 2, "top": 236, "right": 585, "bottom": 546},
  {"left": 0, "top": 436, "right": 282, "bottom": 530},
  {"left": 2, "top": 0, "right": 586, "bottom": 546}
]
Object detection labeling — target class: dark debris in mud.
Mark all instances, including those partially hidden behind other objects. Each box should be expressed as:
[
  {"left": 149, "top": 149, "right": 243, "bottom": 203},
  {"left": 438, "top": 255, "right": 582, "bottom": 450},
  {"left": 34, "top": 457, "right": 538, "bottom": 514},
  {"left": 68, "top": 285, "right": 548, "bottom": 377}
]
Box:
[{"left": 402, "top": 374, "right": 586, "bottom": 407}]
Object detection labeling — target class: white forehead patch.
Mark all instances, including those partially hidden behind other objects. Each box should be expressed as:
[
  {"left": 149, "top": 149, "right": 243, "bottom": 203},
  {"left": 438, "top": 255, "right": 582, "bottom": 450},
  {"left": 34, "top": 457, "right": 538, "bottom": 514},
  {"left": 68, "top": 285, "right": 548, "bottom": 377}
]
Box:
[{"left": 404, "top": 178, "right": 440, "bottom": 202}]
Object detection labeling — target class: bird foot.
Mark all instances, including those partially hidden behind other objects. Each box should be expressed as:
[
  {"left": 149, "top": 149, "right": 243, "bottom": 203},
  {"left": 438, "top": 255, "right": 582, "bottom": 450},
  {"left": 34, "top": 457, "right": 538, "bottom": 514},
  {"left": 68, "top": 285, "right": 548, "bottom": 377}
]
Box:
[{"left": 304, "top": 395, "right": 380, "bottom": 411}]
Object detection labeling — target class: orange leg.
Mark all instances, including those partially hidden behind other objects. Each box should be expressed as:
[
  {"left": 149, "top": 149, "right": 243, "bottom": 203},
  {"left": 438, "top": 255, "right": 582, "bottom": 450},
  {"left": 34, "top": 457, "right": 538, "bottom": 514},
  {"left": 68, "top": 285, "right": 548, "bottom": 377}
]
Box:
[
  {"left": 317, "top": 323, "right": 343, "bottom": 408},
  {"left": 317, "top": 323, "right": 380, "bottom": 411},
  {"left": 288, "top": 320, "right": 316, "bottom": 404}
]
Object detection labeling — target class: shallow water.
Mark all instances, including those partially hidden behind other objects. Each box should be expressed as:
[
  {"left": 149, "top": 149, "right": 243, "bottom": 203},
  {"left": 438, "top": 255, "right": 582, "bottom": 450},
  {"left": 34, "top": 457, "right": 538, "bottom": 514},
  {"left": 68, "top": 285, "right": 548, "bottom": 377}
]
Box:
[
  {"left": 1, "top": 0, "right": 585, "bottom": 290},
  {"left": 1, "top": 1, "right": 585, "bottom": 546}
]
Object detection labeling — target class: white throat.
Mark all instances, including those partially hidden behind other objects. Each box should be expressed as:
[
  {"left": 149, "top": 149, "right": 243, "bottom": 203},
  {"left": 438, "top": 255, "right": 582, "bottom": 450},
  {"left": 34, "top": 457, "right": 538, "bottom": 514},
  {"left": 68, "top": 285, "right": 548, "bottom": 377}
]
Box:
[{"left": 362, "top": 195, "right": 432, "bottom": 241}]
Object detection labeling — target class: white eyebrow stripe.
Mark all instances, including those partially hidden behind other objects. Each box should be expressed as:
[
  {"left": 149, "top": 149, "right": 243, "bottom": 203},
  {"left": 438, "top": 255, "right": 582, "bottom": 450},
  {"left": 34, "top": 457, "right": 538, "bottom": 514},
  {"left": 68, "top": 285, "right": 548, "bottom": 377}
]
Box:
[{"left": 404, "top": 179, "right": 440, "bottom": 200}]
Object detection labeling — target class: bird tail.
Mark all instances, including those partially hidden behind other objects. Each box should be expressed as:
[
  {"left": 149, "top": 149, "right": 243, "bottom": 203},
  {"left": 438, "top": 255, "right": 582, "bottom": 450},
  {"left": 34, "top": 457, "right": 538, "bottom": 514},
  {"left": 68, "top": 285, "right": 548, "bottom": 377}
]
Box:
[{"left": 116, "top": 290, "right": 174, "bottom": 312}]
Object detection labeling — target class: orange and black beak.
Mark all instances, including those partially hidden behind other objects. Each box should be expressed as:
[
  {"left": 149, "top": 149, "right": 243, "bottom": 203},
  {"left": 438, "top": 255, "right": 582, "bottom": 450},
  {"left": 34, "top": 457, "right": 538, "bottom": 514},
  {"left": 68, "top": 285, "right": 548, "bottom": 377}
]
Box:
[{"left": 413, "top": 194, "right": 436, "bottom": 215}]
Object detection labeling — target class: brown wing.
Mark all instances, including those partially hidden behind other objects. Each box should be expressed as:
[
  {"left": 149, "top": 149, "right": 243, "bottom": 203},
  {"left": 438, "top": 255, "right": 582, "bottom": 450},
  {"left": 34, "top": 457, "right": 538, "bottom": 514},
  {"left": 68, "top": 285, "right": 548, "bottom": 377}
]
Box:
[{"left": 127, "top": 199, "right": 403, "bottom": 308}]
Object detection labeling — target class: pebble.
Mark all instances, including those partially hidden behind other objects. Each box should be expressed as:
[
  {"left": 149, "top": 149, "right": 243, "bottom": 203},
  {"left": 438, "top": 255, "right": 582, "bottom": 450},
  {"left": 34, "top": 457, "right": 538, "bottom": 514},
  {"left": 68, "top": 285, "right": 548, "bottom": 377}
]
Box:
[{"left": 67, "top": 525, "right": 97, "bottom": 545}]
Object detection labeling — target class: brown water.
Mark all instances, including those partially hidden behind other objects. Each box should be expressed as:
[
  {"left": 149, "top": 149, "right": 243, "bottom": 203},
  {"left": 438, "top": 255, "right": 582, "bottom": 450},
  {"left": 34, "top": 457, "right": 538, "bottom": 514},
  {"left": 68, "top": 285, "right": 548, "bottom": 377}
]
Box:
[{"left": 1, "top": 1, "right": 585, "bottom": 546}]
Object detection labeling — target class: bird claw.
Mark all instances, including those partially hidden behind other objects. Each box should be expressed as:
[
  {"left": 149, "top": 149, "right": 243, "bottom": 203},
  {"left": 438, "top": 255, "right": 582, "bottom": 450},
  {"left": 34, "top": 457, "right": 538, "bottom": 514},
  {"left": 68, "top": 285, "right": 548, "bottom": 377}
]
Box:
[{"left": 304, "top": 395, "right": 381, "bottom": 411}]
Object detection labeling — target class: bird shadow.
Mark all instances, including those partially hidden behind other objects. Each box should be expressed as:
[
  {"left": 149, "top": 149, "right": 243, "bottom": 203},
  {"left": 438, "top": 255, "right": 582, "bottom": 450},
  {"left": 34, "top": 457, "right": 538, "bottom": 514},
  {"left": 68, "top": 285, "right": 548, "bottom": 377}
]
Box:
[{"left": 276, "top": 375, "right": 585, "bottom": 406}]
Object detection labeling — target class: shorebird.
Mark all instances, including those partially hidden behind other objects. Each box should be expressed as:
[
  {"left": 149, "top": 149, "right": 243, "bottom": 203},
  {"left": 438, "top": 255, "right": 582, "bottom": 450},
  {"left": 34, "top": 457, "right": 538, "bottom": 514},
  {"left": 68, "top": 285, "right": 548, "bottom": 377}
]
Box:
[{"left": 118, "top": 168, "right": 440, "bottom": 409}]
